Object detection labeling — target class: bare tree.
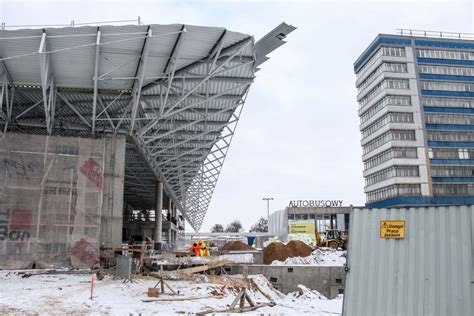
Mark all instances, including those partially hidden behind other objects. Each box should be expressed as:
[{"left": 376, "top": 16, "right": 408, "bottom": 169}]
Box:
[
  {"left": 249, "top": 217, "right": 268, "bottom": 232},
  {"left": 225, "top": 220, "right": 243, "bottom": 233},
  {"left": 211, "top": 223, "right": 224, "bottom": 233}
]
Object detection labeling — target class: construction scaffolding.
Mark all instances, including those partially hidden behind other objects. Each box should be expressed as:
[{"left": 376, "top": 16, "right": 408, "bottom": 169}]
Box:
[{"left": 0, "top": 132, "right": 104, "bottom": 269}]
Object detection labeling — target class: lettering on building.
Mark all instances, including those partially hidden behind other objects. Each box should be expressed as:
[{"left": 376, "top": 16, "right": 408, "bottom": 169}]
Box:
[{"left": 288, "top": 200, "right": 344, "bottom": 208}]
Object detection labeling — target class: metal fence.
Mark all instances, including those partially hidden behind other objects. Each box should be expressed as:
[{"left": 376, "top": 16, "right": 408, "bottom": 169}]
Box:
[{"left": 343, "top": 205, "right": 474, "bottom": 315}]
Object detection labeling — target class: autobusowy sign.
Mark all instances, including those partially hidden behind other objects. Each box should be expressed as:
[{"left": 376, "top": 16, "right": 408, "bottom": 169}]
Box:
[
  {"left": 288, "top": 200, "right": 343, "bottom": 207},
  {"left": 380, "top": 220, "right": 405, "bottom": 239}
]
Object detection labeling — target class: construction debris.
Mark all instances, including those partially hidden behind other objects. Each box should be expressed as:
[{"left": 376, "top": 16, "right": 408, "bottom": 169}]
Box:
[{"left": 0, "top": 270, "right": 343, "bottom": 314}]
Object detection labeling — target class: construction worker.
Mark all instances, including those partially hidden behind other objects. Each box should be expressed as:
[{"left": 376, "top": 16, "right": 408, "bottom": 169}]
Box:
[
  {"left": 189, "top": 241, "right": 201, "bottom": 256},
  {"left": 200, "top": 241, "right": 209, "bottom": 256},
  {"left": 196, "top": 240, "right": 203, "bottom": 255}
]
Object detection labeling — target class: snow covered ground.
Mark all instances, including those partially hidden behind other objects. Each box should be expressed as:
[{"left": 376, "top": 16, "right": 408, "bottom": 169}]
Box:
[
  {"left": 271, "top": 249, "right": 346, "bottom": 266},
  {"left": 0, "top": 270, "right": 342, "bottom": 315}
]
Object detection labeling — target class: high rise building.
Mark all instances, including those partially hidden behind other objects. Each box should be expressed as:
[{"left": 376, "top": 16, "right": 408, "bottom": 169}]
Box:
[{"left": 354, "top": 31, "right": 474, "bottom": 207}]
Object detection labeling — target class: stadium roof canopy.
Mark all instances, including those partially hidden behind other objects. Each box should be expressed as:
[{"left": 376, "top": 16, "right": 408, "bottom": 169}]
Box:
[{"left": 0, "top": 22, "right": 295, "bottom": 230}]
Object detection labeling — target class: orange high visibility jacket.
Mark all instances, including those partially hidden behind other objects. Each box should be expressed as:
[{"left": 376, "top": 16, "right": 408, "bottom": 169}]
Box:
[{"left": 194, "top": 245, "right": 201, "bottom": 256}]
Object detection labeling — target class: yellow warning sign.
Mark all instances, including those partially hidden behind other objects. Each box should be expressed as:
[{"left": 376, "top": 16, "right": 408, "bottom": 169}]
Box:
[{"left": 380, "top": 220, "right": 405, "bottom": 239}]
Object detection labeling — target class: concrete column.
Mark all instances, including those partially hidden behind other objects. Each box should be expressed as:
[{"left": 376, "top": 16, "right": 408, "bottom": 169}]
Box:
[
  {"left": 168, "top": 198, "right": 173, "bottom": 222},
  {"left": 154, "top": 182, "right": 163, "bottom": 245},
  {"left": 100, "top": 134, "right": 126, "bottom": 248}
]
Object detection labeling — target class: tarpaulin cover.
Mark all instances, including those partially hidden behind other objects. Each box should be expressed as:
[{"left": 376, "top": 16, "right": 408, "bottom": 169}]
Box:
[
  {"left": 0, "top": 133, "right": 104, "bottom": 269},
  {"left": 268, "top": 208, "right": 288, "bottom": 242}
]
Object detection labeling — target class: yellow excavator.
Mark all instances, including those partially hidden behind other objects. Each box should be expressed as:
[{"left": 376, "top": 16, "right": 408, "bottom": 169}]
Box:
[{"left": 316, "top": 228, "right": 347, "bottom": 249}]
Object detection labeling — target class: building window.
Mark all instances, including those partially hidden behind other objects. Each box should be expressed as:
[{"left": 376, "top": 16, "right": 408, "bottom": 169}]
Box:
[
  {"left": 422, "top": 97, "right": 474, "bottom": 108},
  {"left": 359, "top": 79, "right": 410, "bottom": 109},
  {"left": 417, "top": 49, "right": 474, "bottom": 61},
  {"left": 421, "top": 81, "right": 474, "bottom": 92},
  {"left": 433, "top": 184, "right": 473, "bottom": 196},
  {"left": 361, "top": 112, "right": 414, "bottom": 139},
  {"left": 420, "top": 65, "right": 474, "bottom": 77},
  {"left": 357, "top": 46, "right": 407, "bottom": 80},
  {"left": 364, "top": 146, "right": 418, "bottom": 170},
  {"left": 365, "top": 165, "right": 419, "bottom": 187},
  {"left": 425, "top": 113, "right": 474, "bottom": 125},
  {"left": 360, "top": 95, "right": 411, "bottom": 124},
  {"left": 427, "top": 131, "right": 474, "bottom": 142},
  {"left": 430, "top": 148, "right": 464, "bottom": 159},
  {"left": 366, "top": 184, "right": 421, "bottom": 202},
  {"left": 357, "top": 63, "right": 408, "bottom": 94},
  {"left": 459, "top": 148, "right": 469, "bottom": 159},
  {"left": 432, "top": 166, "right": 474, "bottom": 177}
]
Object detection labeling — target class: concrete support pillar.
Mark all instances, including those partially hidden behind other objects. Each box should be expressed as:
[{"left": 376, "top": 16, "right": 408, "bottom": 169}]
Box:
[
  {"left": 168, "top": 198, "right": 173, "bottom": 221},
  {"left": 100, "top": 134, "right": 126, "bottom": 248},
  {"left": 154, "top": 182, "right": 163, "bottom": 246}
]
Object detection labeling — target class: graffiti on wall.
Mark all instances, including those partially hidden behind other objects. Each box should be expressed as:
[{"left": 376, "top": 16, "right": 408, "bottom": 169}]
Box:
[
  {"left": 79, "top": 158, "right": 103, "bottom": 189},
  {"left": 0, "top": 209, "right": 32, "bottom": 241},
  {"left": 3, "top": 155, "right": 40, "bottom": 179}
]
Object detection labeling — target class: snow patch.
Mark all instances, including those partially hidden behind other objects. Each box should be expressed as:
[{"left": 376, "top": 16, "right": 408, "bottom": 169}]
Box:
[{"left": 271, "top": 248, "right": 346, "bottom": 266}]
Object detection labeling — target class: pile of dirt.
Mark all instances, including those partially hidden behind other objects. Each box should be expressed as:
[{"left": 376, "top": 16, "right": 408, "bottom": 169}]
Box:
[
  {"left": 263, "top": 241, "right": 314, "bottom": 264},
  {"left": 286, "top": 240, "right": 313, "bottom": 258},
  {"left": 221, "top": 240, "right": 253, "bottom": 251},
  {"left": 263, "top": 242, "right": 288, "bottom": 264}
]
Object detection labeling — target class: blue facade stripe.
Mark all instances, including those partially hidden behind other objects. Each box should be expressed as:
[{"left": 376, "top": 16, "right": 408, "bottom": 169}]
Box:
[
  {"left": 432, "top": 177, "right": 474, "bottom": 183},
  {"left": 354, "top": 37, "right": 412, "bottom": 72},
  {"left": 366, "top": 196, "right": 474, "bottom": 208},
  {"left": 428, "top": 141, "right": 474, "bottom": 148},
  {"left": 423, "top": 106, "right": 474, "bottom": 114},
  {"left": 430, "top": 159, "right": 474, "bottom": 165},
  {"left": 419, "top": 73, "right": 474, "bottom": 82},
  {"left": 422, "top": 90, "right": 474, "bottom": 98},
  {"left": 426, "top": 124, "right": 474, "bottom": 131},
  {"left": 418, "top": 58, "right": 474, "bottom": 67},
  {"left": 415, "top": 39, "right": 474, "bottom": 50}
]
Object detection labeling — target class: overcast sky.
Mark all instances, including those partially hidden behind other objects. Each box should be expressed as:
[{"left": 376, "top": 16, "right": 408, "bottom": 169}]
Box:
[{"left": 1, "top": 0, "right": 473, "bottom": 231}]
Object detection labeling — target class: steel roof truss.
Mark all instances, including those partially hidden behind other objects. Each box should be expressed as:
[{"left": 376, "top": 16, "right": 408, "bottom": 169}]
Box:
[
  {"left": 129, "top": 26, "right": 152, "bottom": 134},
  {"left": 138, "top": 40, "right": 250, "bottom": 137},
  {"left": 57, "top": 92, "right": 92, "bottom": 128},
  {"left": 38, "top": 32, "right": 57, "bottom": 134}
]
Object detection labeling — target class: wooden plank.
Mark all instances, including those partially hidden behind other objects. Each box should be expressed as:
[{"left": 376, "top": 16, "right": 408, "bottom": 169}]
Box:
[
  {"left": 196, "top": 303, "right": 273, "bottom": 315},
  {"left": 250, "top": 278, "right": 276, "bottom": 305},
  {"left": 176, "top": 259, "right": 231, "bottom": 275},
  {"left": 142, "top": 295, "right": 224, "bottom": 302},
  {"left": 229, "top": 290, "right": 245, "bottom": 309}
]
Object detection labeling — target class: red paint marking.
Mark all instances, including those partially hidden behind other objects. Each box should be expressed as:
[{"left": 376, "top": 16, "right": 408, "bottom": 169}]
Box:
[
  {"left": 9, "top": 209, "right": 32, "bottom": 229},
  {"left": 79, "top": 158, "right": 103, "bottom": 189},
  {"left": 71, "top": 238, "right": 100, "bottom": 267}
]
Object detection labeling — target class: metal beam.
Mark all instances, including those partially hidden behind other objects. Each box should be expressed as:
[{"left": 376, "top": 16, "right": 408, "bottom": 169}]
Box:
[
  {"left": 129, "top": 26, "right": 152, "bottom": 134},
  {"left": 142, "top": 36, "right": 252, "bottom": 92},
  {"left": 57, "top": 93, "right": 92, "bottom": 127},
  {"left": 38, "top": 31, "right": 56, "bottom": 134},
  {"left": 92, "top": 28, "right": 101, "bottom": 134}
]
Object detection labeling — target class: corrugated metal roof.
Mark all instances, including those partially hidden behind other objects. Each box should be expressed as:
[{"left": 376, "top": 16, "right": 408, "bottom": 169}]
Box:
[
  {"left": 0, "top": 22, "right": 295, "bottom": 230},
  {"left": 343, "top": 205, "right": 474, "bottom": 316}
]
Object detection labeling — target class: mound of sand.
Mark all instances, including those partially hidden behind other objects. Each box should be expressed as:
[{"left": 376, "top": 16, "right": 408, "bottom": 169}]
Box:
[
  {"left": 263, "top": 240, "right": 314, "bottom": 264},
  {"left": 221, "top": 240, "right": 254, "bottom": 251},
  {"left": 263, "top": 242, "right": 287, "bottom": 264},
  {"left": 286, "top": 240, "right": 313, "bottom": 258}
]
